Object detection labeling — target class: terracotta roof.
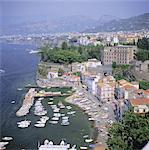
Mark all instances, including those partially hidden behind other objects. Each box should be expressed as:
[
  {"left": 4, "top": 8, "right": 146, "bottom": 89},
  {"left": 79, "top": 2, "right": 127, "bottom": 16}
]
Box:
[
  {"left": 123, "top": 85, "right": 137, "bottom": 90},
  {"left": 130, "top": 98, "right": 149, "bottom": 106}
]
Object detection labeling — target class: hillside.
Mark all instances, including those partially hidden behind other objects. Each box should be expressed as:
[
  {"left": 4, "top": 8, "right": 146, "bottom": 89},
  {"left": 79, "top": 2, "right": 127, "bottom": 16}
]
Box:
[{"left": 84, "top": 13, "right": 149, "bottom": 32}]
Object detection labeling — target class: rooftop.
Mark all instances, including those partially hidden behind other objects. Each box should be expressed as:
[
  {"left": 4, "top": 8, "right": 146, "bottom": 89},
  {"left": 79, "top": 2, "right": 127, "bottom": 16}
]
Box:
[{"left": 130, "top": 98, "right": 149, "bottom": 106}]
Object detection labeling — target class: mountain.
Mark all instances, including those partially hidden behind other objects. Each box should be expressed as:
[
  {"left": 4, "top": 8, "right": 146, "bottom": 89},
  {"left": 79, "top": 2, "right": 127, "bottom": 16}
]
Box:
[
  {"left": 84, "top": 13, "right": 149, "bottom": 33},
  {"left": 0, "top": 15, "right": 97, "bottom": 35}
]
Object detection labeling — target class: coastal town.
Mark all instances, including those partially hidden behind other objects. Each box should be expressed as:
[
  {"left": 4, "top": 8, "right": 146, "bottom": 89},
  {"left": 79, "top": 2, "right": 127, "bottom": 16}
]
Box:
[
  {"left": 1, "top": 32, "right": 148, "bottom": 150},
  {"left": 0, "top": 2, "right": 149, "bottom": 149}
]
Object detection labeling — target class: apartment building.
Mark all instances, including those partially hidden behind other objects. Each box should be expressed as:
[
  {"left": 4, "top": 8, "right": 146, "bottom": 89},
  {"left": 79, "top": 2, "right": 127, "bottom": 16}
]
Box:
[{"left": 101, "top": 45, "right": 136, "bottom": 65}]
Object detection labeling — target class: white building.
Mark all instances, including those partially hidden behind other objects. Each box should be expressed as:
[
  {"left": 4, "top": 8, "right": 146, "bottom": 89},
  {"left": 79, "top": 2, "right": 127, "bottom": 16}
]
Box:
[
  {"left": 38, "top": 140, "right": 76, "bottom": 150},
  {"left": 47, "top": 71, "right": 58, "bottom": 79}
]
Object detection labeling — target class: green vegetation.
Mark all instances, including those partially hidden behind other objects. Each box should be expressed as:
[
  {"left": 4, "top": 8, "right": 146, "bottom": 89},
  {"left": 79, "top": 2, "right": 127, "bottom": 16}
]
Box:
[
  {"left": 39, "top": 43, "right": 103, "bottom": 64},
  {"left": 112, "top": 63, "right": 135, "bottom": 81},
  {"left": 136, "top": 37, "right": 149, "bottom": 62},
  {"left": 58, "top": 68, "right": 65, "bottom": 76},
  {"left": 73, "top": 72, "right": 81, "bottom": 77},
  {"left": 38, "top": 63, "right": 48, "bottom": 78},
  {"left": 139, "top": 80, "right": 149, "bottom": 90},
  {"left": 107, "top": 109, "right": 149, "bottom": 150},
  {"left": 137, "top": 37, "right": 149, "bottom": 50},
  {"left": 135, "top": 50, "right": 149, "bottom": 62}
]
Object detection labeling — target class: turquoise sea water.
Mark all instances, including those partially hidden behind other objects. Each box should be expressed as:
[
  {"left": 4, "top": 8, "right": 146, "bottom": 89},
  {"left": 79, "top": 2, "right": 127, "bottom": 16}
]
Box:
[{"left": 0, "top": 43, "right": 95, "bottom": 149}]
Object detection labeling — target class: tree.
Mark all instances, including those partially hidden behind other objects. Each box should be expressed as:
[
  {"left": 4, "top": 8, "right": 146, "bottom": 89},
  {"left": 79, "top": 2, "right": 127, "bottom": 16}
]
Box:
[
  {"left": 137, "top": 38, "right": 149, "bottom": 50},
  {"left": 135, "top": 50, "right": 149, "bottom": 62},
  {"left": 112, "top": 62, "right": 117, "bottom": 69},
  {"left": 58, "top": 68, "right": 65, "bottom": 76},
  {"left": 107, "top": 109, "right": 149, "bottom": 150},
  {"left": 61, "top": 42, "right": 68, "bottom": 50}
]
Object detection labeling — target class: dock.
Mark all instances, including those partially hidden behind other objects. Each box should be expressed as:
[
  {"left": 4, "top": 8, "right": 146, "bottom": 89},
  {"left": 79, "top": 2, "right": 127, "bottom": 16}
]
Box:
[{"left": 16, "top": 88, "right": 37, "bottom": 117}]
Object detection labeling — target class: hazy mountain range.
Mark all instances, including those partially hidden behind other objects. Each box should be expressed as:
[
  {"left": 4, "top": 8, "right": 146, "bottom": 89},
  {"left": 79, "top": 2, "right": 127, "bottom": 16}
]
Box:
[{"left": 1, "top": 13, "right": 148, "bottom": 35}]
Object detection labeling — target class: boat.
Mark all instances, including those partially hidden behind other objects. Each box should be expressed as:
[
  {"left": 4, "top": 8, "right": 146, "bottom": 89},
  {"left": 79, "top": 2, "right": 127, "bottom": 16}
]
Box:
[
  {"left": 17, "top": 88, "right": 23, "bottom": 91},
  {"left": 80, "top": 146, "right": 88, "bottom": 149},
  {"left": 17, "top": 120, "right": 31, "bottom": 128},
  {"left": 53, "top": 113, "right": 61, "bottom": 117},
  {"left": 0, "top": 142, "right": 9, "bottom": 150},
  {"left": 0, "top": 69, "right": 5, "bottom": 74},
  {"left": 53, "top": 108, "right": 60, "bottom": 113},
  {"left": 11, "top": 100, "right": 15, "bottom": 104},
  {"left": 66, "top": 106, "right": 72, "bottom": 110},
  {"left": 51, "top": 117, "right": 59, "bottom": 121},
  {"left": 49, "top": 121, "right": 58, "bottom": 124},
  {"left": 85, "top": 139, "right": 93, "bottom": 143},
  {"left": 29, "top": 50, "right": 39, "bottom": 54},
  {"left": 88, "top": 118, "right": 95, "bottom": 121},
  {"left": 34, "top": 123, "right": 45, "bottom": 128},
  {"left": 48, "top": 102, "right": 53, "bottom": 105},
  {"left": 2, "top": 137, "right": 13, "bottom": 141},
  {"left": 61, "top": 122, "right": 70, "bottom": 126},
  {"left": 62, "top": 116, "right": 69, "bottom": 120},
  {"left": 83, "top": 135, "right": 89, "bottom": 138},
  {"left": 67, "top": 111, "right": 76, "bottom": 115}
]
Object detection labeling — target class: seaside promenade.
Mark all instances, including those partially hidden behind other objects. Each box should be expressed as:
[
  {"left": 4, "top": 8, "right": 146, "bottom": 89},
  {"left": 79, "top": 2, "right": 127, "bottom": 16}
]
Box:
[{"left": 65, "top": 85, "right": 116, "bottom": 147}]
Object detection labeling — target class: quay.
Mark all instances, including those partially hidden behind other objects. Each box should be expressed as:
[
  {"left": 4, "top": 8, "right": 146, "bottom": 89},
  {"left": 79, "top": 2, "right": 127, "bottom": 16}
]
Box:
[{"left": 16, "top": 88, "right": 37, "bottom": 117}]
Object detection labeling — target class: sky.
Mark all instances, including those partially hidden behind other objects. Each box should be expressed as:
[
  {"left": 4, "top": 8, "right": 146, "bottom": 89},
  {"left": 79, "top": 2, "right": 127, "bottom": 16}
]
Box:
[{"left": 0, "top": 0, "right": 149, "bottom": 25}]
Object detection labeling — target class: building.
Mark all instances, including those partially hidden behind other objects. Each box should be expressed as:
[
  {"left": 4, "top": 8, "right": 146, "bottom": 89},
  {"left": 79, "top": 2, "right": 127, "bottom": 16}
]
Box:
[
  {"left": 96, "top": 75, "right": 116, "bottom": 102},
  {"left": 47, "top": 71, "right": 58, "bottom": 79},
  {"left": 115, "top": 79, "right": 139, "bottom": 100},
  {"left": 81, "top": 72, "right": 102, "bottom": 95},
  {"left": 38, "top": 140, "right": 76, "bottom": 150},
  {"left": 129, "top": 98, "right": 149, "bottom": 114},
  {"left": 101, "top": 45, "right": 136, "bottom": 65}
]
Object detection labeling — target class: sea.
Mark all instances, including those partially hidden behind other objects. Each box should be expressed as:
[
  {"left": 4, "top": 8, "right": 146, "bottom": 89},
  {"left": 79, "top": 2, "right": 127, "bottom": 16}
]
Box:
[{"left": 0, "top": 43, "right": 95, "bottom": 150}]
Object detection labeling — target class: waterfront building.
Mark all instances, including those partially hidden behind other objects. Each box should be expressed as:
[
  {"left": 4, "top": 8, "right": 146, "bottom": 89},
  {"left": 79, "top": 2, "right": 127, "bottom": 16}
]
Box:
[
  {"left": 101, "top": 45, "right": 136, "bottom": 65},
  {"left": 38, "top": 140, "right": 76, "bottom": 150},
  {"left": 47, "top": 71, "right": 58, "bottom": 79},
  {"left": 96, "top": 75, "right": 116, "bottom": 102}
]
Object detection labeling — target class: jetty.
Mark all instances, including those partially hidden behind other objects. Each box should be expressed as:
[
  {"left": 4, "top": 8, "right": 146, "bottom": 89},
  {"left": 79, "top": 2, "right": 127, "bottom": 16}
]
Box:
[{"left": 16, "top": 88, "right": 37, "bottom": 117}]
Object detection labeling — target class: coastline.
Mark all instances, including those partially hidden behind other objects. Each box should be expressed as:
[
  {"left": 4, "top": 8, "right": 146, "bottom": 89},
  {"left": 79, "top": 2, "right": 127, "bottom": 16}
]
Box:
[{"left": 65, "top": 90, "right": 106, "bottom": 146}]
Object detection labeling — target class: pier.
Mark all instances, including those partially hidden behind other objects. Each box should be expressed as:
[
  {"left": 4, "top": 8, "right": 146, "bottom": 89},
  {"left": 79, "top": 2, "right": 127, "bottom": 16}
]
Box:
[{"left": 16, "top": 88, "right": 37, "bottom": 117}]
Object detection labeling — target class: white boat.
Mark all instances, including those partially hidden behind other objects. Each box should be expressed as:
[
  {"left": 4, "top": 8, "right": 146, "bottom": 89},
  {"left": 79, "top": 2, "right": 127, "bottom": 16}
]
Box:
[
  {"left": 29, "top": 50, "right": 39, "bottom": 54},
  {"left": 11, "top": 100, "right": 15, "bottom": 104},
  {"left": 67, "top": 111, "right": 76, "bottom": 115},
  {"left": 17, "top": 88, "right": 23, "bottom": 91},
  {"left": 49, "top": 121, "right": 58, "bottom": 124},
  {"left": 0, "top": 69, "right": 5, "bottom": 74},
  {"left": 38, "top": 98, "right": 44, "bottom": 101},
  {"left": 48, "top": 102, "right": 53, "bottom": 105},
  {"left": 2, "top": 137, "right": 13, "bottom": 141},
  {"left": 85, "top": 139, "right": 93, "bottom": 143},
  {"left": 51, "top": 117, "right": 59, "bottom": 121},
  {"left": 61, "top": 113, "right": 65, "bottom": 117},
  {"left": 53, "top": 113, "right": 61, "bottom": 117},
  {"left": 62, "top": 116, "right": 69, "bottom": 120},
  {"left": 80, "top": 146, "right": 88, "bottom": 149},
  {"left": 49, "top": 98, "right": 54, "bottom": 100},
  {"left": 0, "top": 141, "right": 9, "bottom": 149},
  {"left": 83, "top": 135, "right": 89, "bottom": 138},
  {"left": 61, "top": 122, "right": 70, "bottom": 126},
  {"left": 66, "top": 106, "right": 72, "bottom": 110},
  {"left": 88, "top": 118, "right": 95, "bottom": 121},
  {"left": 17, "top": 120, "right": 31, "bottom": 128},
  {"left": 34, "top": 123, "right": 45, "bottom": 128},
  {"left": 53, "top": 108, "right": 60, "bottom": 113}
]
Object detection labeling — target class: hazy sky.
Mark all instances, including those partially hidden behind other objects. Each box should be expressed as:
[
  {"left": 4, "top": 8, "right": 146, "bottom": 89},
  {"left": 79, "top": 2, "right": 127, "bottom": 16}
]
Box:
[{"left": 1, "top": 0, "right": 149, "bottom": 25}]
